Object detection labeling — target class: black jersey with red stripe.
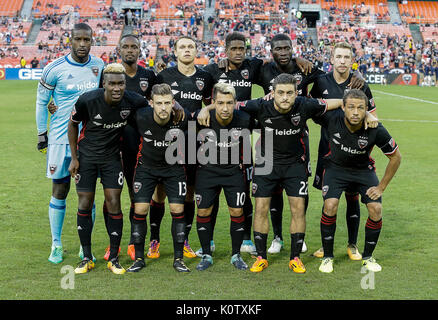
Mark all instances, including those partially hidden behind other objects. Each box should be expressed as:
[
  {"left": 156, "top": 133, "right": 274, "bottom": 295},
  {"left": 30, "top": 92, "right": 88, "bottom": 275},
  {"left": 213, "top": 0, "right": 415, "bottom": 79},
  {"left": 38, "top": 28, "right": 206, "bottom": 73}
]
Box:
[
  {"left": 71, "top": 89, "right": 146, "bottom": 162},
  {"left": 196, "top": 109, "right": 252, "bottom": 171},
  {"left": 134, "top": 107, "right": 190, "bottom": 168},
  {"left": 237, "top": 96, "right": 327, "bottom": 165},
  {"left": 156, "top": 66, "right": 214, "bottom": 113},
  {"left": 317, "top": 109, "right": 398, "bottom": 169}
]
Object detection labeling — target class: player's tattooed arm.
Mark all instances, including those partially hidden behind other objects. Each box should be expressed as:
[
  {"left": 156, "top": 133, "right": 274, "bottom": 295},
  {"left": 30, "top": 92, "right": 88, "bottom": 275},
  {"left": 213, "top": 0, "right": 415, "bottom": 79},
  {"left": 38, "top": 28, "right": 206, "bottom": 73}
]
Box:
[
  {"left": 366, "top": 148, "right": 401, "bottom": 200},
  {"left": 67, "top": 120, "right": 80, "bottom": 178},
  {"left": 348, "top": 70, "right": 365, "bottom": 89}
]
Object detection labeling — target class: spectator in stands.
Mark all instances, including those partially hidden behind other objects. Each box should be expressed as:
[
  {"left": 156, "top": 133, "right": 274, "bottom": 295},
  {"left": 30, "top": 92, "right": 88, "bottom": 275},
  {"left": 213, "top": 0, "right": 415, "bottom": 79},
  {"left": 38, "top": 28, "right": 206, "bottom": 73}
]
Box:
[
  {"left": 20, "top": 56, "right": 26, "bottom": 68},
  {"left": 31, "top": 57, "right": 39, "bottom": 68}
]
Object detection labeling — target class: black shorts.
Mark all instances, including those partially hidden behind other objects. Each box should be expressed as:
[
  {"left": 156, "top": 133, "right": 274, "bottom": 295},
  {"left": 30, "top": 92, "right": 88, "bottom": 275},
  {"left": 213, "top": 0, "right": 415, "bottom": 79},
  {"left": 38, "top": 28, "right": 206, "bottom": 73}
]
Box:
[
  {"left": 75, "top": 158, "right": 124, "bottom": 192},
  {"left": 195, "top": 165, "right": 246, "bottom": 209},
  {"left": 184, "top": 164, "right": 197, "bottom": 187},
  {"left": 313, "top": 153, "right": 326, "bottom": 190},
  {"left": 133, "top": 164, "right": 187, "bottom": 204},
  {"left": 252, "top": 162, "right": 308, "bottom": 198},
  {"left": 322, "top": 162, "right": 381, "bottom": 204}
]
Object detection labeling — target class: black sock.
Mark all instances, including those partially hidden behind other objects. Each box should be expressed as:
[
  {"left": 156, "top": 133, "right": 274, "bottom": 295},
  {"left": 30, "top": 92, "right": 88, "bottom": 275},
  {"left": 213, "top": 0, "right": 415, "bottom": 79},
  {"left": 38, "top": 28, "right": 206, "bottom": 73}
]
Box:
[
  {"left": 209, "top": 195, "right": 220, "bottom": 241},
  {"left": 196, "top": 215, "right": 212, "bottom": 255},
  {"left": 129, "top": 203, "right": 135, "bottom": 245},
  {"left": 107, "top": 212, "right": 123, "bottom": 261},
  {"left": 77, "top": 209, "right": 93, "bottom": 259},
  {"left": 253, "top": 231, "right": 268, "bottom": 259},
  {"left": 242, "top": 188, "right": 253, "bottom": 240},
  {"left": 320, "top": 211, "right": 337, "bottom": 258},
  {"left": 103, "top": 202, "right": 110, "bottom": 236},
  {"left": 149, "top": 200, "right": 165, "bottom": 242},
  {"left": 184, "top": 201, "right": 195, "bottom": 241},
  {"left": 171, "top": 212, "right": 186, "bottom": 259},
  {"left": 290, "top": 232, "right": 305, "bottom": 259},
  {"left": 346, "top": 193, "right": 360, "bottom": 245},
  {"left": 132, "top": 213, "right": 147, "bottom": 260},
  {"left": 230, "top": 214, "right": 245, "bottom": 256},
  {"left": 270, "top": 191, "right": 283, "bottom": 240},
  {"left": 363, "top": 217, "right": 382, "bottom": 259}
]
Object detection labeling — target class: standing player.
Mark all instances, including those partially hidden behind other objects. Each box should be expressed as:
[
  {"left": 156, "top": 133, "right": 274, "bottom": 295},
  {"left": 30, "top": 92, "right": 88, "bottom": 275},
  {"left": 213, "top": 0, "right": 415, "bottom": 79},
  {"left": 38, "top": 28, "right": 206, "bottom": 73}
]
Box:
[
  {"left": 194, "top": 83, "right": 252, "bottom": 271},
  {"left": 100, "top": 34, "right": 158, "bottom": 261},
  {"left": 36, "top": 23, "right": 104, "bottom": 264},
  {"left": 154, "top": 36, "right": 215, "bottom": 259},
  {"left": 256, "top": 34, "right": 365, "bottom": 255},
  {"left": 126, "top": 84, "right": 191, "bottom": 273},
  {"left": 310, "top": 42, "right": 377, "bottom": 260},
  {"left": 234, "top": 73, "right": 343, "bottom": 274},
  {"left": 68, "top": 63, "right": 145, "bottom": 274},
  {"left": 316, "top": 89, "right": 401, "bottom": 273}
]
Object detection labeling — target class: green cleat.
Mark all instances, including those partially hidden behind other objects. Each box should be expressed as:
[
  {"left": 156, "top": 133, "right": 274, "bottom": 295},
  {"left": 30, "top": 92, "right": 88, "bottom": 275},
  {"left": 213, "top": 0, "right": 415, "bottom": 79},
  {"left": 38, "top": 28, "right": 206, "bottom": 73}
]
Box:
[{"left": 48, "top": 246, "right": 63, "bottom": 264}]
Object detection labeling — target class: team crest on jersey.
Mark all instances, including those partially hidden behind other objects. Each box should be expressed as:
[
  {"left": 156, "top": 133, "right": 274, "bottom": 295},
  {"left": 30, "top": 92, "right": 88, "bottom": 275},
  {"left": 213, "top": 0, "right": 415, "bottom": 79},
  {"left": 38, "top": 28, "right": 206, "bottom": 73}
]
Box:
[
  {"left": 322, "top": 185, "right": 329, "bottom": 196},
  {"left": 317, "top": 99, "right": 327, "bottom": 106},
  {"left": 139, "top": 80, "right": 149, "bottom": 92},
  {"left": 241, "top": 69, "right": 249, "bottom": 80},
  {"left": 358, "top": 138, "right": 368, "bottom": 149},
  {"left": 388, "top": 138, "right": 396, "bottom": 148},
  {"left": 291, "top": 115, "right": 301, "bottom": 126},
  {"left": 195, "top": 194, "right": 202, "bottom": 206},
  {"left": 195, "top": 80, "right": 204, "bottom": 91},
  {"left": 293, "top": 74, "right": 302, "bottom": 85},
  {"left": 133, "top": 182, "right": 142, "bottom": 193},
  {"left": 169, "top": 128, "right": 180, "bottom": 139},
  {"left": 74, "top": 174, "right": 81, "bottom": 184},
  {"left": 49, "top": 164, "right": 57, "bottom": 175},
  {"left": 120, "top": 110, "right": 131, "bottom": 119},
  {"left": 91, "top": 67, "right": 99, "bottom": 77},
  {"left": 252, "top": 183, "right": 258, "bottom": 195},
  {"left": 230, "top": 129, "right": 241, "bottom": 141}
]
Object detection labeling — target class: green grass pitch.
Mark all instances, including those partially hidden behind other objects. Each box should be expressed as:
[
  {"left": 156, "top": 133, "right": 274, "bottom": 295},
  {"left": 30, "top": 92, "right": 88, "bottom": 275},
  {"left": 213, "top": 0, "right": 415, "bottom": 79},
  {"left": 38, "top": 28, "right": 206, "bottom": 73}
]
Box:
[{"left": 0, "top": 80, "right": 437, "bottom": 300}]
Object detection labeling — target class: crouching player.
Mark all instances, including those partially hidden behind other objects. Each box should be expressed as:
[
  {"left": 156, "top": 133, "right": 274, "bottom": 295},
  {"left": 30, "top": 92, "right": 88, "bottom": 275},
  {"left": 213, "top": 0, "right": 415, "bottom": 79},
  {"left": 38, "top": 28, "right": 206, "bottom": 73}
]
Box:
[{"left": 317, "top": 89, "right": 401, "bottom": 273}]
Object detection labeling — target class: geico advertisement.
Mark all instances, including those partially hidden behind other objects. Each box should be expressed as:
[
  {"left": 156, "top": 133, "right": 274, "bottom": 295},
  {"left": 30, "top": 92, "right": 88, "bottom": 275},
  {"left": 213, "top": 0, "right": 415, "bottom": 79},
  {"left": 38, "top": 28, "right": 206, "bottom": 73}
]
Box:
[{"left": 3, "top": 68, "right": 43, "bottom": 80}]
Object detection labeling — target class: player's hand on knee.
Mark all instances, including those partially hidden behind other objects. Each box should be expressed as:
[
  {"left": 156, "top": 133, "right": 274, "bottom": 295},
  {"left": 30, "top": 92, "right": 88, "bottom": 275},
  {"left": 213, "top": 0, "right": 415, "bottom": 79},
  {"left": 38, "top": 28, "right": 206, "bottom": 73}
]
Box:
[
  {"left": 68, "top": 159, "right": 79, "bottom": 178},
  {"left": 366, "top": 186, "right": 383, "bottom": 200},
  {"left": 47, "top": 101, "right": 58, "bottom": 114},
  {"left": 37, "top": 131, "right": 48, "bottom": 154}
]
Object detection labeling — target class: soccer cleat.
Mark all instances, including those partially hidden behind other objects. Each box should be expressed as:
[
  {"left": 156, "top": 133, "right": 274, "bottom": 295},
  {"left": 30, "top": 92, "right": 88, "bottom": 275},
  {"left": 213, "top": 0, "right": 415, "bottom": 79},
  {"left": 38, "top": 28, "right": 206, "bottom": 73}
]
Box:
[
  {"left": 147, "top": 240, "right": 161, "bottom": 259},
  {"left": 250, "top": 256, "right": 268, "bottom": 273},
  {"left": 289, "top": 257, "right": 306, "bottom": 273},
  {"left": 301, "top": 241, "right": 308, "bottom": 253},
  {"left": 78, "top": 246, "right": 96, "bottom": 262},
  {"left": 240, "top": 240, "right": 257, "bottom": 255},
  {"left": 196, "top": 254, "right": 213, "bottom": 271},
  {"left": 48, "top": 246, "right": 63, "bottom": 264},
  {"left": 173, "top": 258, "right": 191, "bottom": 272},
  {"left": 103, "top": 245, "right": 121, "bottom": 261},
  {"left": 107, "top": 258, "right": 126, "bottom": 275},
  {"left": 231, "top": 254, "right": 248, "bottom": 270},
  {"left": 267, "top": 236, "right": 284, "bottom": 254},
  {"left": 362, "top": 257, "right": 382, "bottom": 272},
  {"left": 127, "top": 258, "right": 146, "bottom": 273},
  {"left": 127, "top": 244, "right": 136, "bottom": 261},
  {"left": 347, "top": 244, "right": 362, "bottom": 261},
  {"left": 312, "top": 247, "right": 324, "bottom": 258},
  {"left": 183, "top": 240, "right": 197, "bottom": 258},
  {"left": 195, "top": 240, "right": 216, "bottom": 257},
  {"left": 319, "top": 257, "right": 334, "bottom": 273},
  {"left": 74, "top": 258, "right": 95, "bottom": 274}
]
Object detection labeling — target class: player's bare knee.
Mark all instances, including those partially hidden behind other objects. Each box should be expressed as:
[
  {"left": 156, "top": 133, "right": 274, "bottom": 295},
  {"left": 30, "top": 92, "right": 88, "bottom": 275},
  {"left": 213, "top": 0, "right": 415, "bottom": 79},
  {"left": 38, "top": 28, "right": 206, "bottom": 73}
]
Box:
[
  {"left": 367, "top": 202, "right": 382, "bottom": 221},
  {"left": 198, "top": 207, "right": 212, "bottom": 217},
  {"left": 169, "top": 203, "right": 184, "bottom": 214},
  {"left": 52, "top": 181, "right": 70, "bottom": 199},
  {"left": 229, "top": 207, "right": 243, "bottom": 217},
  {"left": 135, "top": 203, "right": 150, "bottom": 215},
  {"left": 323, "top": 198, "right": 339, "bottom": 216},
  {"left": 77, "top": 192, "right": 95, "bottom": 210}
]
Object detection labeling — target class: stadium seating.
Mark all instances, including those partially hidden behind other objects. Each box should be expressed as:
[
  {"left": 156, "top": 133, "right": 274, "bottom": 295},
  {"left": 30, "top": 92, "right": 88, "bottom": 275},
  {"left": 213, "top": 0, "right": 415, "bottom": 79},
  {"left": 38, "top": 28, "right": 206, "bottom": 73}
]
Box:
[
  {"left": 0, "top": 18, "right": 32, "bottom": 45},
  {"left": 320, "top": 0, "right": 390, "bottom": 23},
  {"left": 0, "top": 0, "right": 24, "bottom": 17},
  {"left": 31, "top": 0, "right": 111, "bottom": 18},
  {"left": 398, "top": 0, "right": 438, "bottom": 24}
]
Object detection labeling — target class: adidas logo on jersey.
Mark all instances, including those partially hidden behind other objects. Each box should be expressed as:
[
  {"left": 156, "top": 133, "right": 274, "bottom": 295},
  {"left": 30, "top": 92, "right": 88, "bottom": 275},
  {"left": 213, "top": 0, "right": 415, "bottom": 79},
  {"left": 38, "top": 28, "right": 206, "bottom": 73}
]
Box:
[
  {"left": 94, "top": 114, "right": 102, "bottom": 120},
  {"left": 323, "top": 89, "right": 329, "bottom": 95},
  {"left": 144, "top": 130, "right": 152, "bottom": 135},
  {"left": 171, "top": 82, "right": 178, "bottom": 86},
  {"left": 220, "top": 73, "right": 227, "bottom": 78}
]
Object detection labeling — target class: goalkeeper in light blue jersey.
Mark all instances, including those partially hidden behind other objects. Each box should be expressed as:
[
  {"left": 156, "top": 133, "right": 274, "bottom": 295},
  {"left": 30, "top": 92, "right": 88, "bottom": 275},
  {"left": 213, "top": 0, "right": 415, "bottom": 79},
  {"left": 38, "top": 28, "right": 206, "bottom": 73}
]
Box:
[{"left": 35, "top": 23, "right": 104, "bottom": 264}]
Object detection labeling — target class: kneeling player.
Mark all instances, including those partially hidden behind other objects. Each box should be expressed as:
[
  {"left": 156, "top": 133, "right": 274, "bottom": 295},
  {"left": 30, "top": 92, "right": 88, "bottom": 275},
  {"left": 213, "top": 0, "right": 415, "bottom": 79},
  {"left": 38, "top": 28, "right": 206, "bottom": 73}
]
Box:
[
  {"left": 316, "top": 90, "right": 401, "bottom": 273},
  {"left": 68, "top": 63, "right": 145, "bottom": 275},
  {"left": 127, "top": 83, "right": 191, "bottom": 273},
  {"left": 195, "top": 83, "right": 252, "bottom": 271}
]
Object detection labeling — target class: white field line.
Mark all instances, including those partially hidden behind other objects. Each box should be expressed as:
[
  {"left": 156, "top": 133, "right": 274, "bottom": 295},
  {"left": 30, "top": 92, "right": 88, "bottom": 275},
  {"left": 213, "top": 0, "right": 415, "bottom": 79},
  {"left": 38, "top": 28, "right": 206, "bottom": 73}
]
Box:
[{"left": 373, "top": 89, "right": 438, "bottom": 105}]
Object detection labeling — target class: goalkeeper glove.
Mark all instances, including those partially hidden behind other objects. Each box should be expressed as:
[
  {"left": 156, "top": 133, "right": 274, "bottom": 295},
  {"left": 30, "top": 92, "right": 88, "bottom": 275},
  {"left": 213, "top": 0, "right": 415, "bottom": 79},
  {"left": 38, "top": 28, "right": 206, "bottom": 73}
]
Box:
[{"left": 37, "top": 131, "right": 48, "bottom": 154}]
